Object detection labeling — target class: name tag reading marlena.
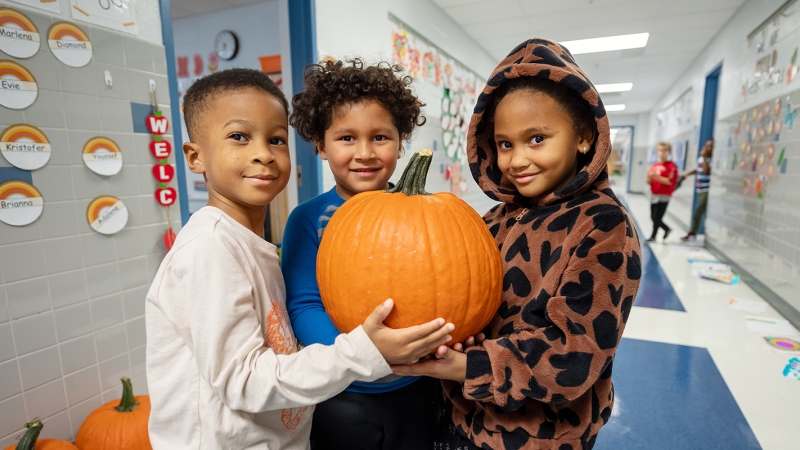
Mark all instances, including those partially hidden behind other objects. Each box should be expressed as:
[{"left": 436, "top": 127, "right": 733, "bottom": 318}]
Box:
[{"left": 0, "top": 8, "right": 41, "bottom": 59}]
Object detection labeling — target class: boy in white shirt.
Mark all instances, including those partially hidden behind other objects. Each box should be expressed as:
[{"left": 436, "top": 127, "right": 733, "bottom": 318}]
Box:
[{"left": 145, "top": 69, "right": 454, "bottom": 449}]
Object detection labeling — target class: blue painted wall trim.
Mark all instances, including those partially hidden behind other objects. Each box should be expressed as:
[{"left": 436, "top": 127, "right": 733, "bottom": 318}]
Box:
[
  {"left": 159, "top": 0, "right": 190, "bottom": 225},
  {"left": 0, "top": 167, "right": 32, "bottom": 184},
  {"left": 289, "top": 0, "right": 323, "bottom": 203},
  {"left": 692, "top": 63, "right": 722, "bottom": 235}
]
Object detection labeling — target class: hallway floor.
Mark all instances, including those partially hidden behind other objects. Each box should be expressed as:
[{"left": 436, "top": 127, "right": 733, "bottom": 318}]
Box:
[{"left": 594, "top": 189, "right": 800, "bottom": 450}]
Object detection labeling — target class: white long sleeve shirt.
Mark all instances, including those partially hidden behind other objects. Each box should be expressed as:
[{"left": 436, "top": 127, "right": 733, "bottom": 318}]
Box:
[{"left": 145, "top": 207, "right": 391, "bottom": 449}]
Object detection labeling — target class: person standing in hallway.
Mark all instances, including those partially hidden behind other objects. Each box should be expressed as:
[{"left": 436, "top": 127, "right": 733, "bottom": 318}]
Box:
[
  {"left": 646, "top": 142, "right": 679, "bottom": 242},
  {"left": 681, "top": 138, "right": 713, "bottom": 241}
]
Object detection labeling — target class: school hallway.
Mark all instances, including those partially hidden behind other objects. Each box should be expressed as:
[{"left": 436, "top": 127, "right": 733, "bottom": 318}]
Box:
[{"left": 594, "top": 184, "right": 800, "bottom": 450}]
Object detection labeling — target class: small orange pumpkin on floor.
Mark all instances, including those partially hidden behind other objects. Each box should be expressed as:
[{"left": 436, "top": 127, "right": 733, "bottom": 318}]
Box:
[
  {"left": 75, "top": 378, "right": 151, "bottom": 450},
  {"left": 317, "top": 149, "right": 503, "bottom": 344},
  {"left": 4, "top": 418, "right": 79, "bottom": 450}
]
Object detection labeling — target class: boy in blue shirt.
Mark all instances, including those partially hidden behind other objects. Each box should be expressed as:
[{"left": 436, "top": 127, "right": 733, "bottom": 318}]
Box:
[{"left": 281, "top": 59, "right": 433, "bottom": 449}]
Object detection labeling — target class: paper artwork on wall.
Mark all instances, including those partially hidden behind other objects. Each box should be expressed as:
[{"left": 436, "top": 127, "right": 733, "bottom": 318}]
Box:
[
  {"left": 48, "top": 22, "right": 92, "bottom": 67},
  {"left": 70, "top": 0, "right": 137, "bottom": 36},
  {"left": 1, "top": 124, "right": 50, "bottom": 170},
  {"left": 82, "top": 136, "right": 122, "bottom": 176},
  {"left": 86, "top": 195, "right": 127, "bottom": 235},
  {"left": 0, "top": 8, "right": 40, "bottom": 59},
  {"left": 0, "top": 59, "right": 37, "bottom": 109},
  {"left": 0, "top": 179, "right": 43, "bottom": 226},
  {"left": 9, "top": 0, "right": 60, "bottom": 14}
]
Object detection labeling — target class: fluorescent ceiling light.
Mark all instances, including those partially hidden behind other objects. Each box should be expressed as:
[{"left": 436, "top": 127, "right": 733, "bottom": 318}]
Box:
[
  {"left": 605, "top": 104, "right": 626, "bottom": 112},
  {"left": 560, "top": 33, "right": 649, "bottom": 55},
  {"left": 596, "top": 83, "right": 633, "bottom": 93}
]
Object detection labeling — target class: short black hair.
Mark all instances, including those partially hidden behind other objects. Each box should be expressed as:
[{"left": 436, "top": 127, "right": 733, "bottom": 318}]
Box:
[
  {"left": 489, "top": 76, "right": 597, "bottom": 142},
  {"left": 289, "top": 58, "right": 425, "bottom": 150},
  {"left": 183, "top": 68, "right": 288, "bottom": 141}
]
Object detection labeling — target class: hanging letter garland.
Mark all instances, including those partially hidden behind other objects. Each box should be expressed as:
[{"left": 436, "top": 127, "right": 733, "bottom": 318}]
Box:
[{"left": 147, "top": 86, "right": 177, "bottom": 249}]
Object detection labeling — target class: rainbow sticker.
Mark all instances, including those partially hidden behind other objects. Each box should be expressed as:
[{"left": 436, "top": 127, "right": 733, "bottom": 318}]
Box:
[
  {"left": 765, "top": 337, "right": 800, "bottom": 353},
  {"left": 82, "top": 136, "right": 122, "bottom": 176},
  {"left": 1, "top": 124, "right": 50, "bottom": 170},
  {"left": 86, "top": 195, "right": 127, "bottom": 235},
  {"left": 0, "top": 180, "right": 43, "bottom": 226},
  {"left": 48, "top": 21, "right": 91, "bottom": 67},
  {"left": 0, "top": 59, "right": 37, "bottom": 109},
  {"left": 0, "top": 8, "right": 40, "bottom": 58}
]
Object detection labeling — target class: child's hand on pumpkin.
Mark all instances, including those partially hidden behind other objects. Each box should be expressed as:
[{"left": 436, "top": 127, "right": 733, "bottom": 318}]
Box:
[
  {"left": 391, "top": 346, "right": 467, "bottom": 382},
  {"left": 363, "top": 299, "right": 455, "bottom": 365}
]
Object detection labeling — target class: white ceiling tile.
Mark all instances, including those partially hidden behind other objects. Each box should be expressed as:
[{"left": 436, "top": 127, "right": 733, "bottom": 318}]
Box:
[
  {"left": 433, "top": 0, "right": 487, "bottom": 8},
  {"left": 443, "top": 0, "right": 527, "bottom": 25}
]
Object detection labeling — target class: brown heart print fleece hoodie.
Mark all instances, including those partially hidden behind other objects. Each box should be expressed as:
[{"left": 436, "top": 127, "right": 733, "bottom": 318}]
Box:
[{"left": 441, "top": 39, "right": 642, "bottom": 450}]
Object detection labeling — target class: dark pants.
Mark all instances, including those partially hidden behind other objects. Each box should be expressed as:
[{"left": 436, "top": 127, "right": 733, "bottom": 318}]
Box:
[
  {"left": 310, "top": 377, "right": 442, "bottom": 450},
  {"left": 650, "top": 201, "right": 671, "bottom": 239},
  {"left": 690, "top": 191, "right": 709, "bottom": 234},
  {"left": 433, "top": 400, "right": 480, "bottom": 449}
]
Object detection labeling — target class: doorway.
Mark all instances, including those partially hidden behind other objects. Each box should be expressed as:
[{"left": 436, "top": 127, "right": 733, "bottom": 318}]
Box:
[{"left": 692, "top": 64, "right": 722, "bottom": 235}]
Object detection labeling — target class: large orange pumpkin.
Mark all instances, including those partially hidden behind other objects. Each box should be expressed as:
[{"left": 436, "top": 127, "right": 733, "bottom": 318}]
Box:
[
  {"left": 317, "top": 149, "right": 503, "bottom": 344},
  {"left": 4, "top": 418, "right": 79, "bottom": 450},
  {"left": 75, "top": 378, "right": 151, "bottom": 450}
]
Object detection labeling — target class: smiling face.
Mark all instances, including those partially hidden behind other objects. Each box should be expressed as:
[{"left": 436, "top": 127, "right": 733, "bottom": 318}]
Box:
[
  {"left": 494, "top": 89, "right": 595, "bottom": 201},
  {"left": 317, "top": 99, "right": 401, "bottom": 200},
  {"left": 183, "top": 87, "right": 291, "bottom": 214}
]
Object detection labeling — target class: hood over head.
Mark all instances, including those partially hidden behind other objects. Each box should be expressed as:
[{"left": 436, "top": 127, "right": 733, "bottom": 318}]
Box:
[{"left": 468, "top": 38, "right": 611, "bottom": 207}]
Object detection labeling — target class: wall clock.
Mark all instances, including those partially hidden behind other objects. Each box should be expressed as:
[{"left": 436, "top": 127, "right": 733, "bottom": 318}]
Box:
[{"left": 215, "top": 30, "right": 239, "bottom": 61}]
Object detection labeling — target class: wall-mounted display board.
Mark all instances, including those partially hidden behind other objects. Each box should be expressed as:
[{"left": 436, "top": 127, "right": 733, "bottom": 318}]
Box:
[
  {"left": 0, "top": 179, "right": 43, "bottom": 226},
  {"left": 0, "top": 7, "right": 41, "bottom": 58},
  {"left": 70, "top": 0, "right": 137, "bottom": 36},
  {"left": 1, "top": 124, "right": 50, "bottom": 170},
  {"left": 0, "top": 59, "right": 37, "bottom": 109},
  {"left": 720, "top": 93, "right": 791, "bottom": 200},
  {"left": 48, "top": 21, "right": 92, "bottom": 67},
  {"left": 83, "top": 136, "right": 122, "bottom": 176},
  {"left": 86, "top": 195, "right": 128, "bottom": 234}
]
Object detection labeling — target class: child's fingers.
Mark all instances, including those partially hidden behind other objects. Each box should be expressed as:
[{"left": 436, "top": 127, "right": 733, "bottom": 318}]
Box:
[
  {"left": 363, "top": 299, "right": 394, "bottom": 328},
  {"left": 398, "top": 318, "right": 450, "bottom": 341},
  {"left": 412, "top": 328, "right": 454, "bottom": 359}
]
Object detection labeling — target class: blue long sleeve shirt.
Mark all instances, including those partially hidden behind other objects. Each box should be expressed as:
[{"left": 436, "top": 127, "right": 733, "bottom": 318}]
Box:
[{"left": 281, "top": 187, "right": 418, "bottom": 394}]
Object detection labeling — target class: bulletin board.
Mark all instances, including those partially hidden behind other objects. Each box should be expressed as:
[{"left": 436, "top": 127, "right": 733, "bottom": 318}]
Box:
[
  {"left": 0, "top": 2, "right": 178, "bottom": 238},
  {"left": 387, "top": 16, "right": 498, "bottom": 215}
]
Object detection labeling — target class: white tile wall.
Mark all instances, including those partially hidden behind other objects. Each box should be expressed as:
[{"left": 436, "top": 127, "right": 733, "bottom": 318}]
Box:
[{"left": 0, "top": 3, "right": 180, "bottom": 444}]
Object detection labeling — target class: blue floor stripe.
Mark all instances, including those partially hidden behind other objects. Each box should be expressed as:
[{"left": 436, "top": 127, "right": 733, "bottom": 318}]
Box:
[
  {"left": 619, "top": 196, "right": 685, "bottom": 312},
  {"left": 596, "top": 338, "right": 761, "bottom": 450}
]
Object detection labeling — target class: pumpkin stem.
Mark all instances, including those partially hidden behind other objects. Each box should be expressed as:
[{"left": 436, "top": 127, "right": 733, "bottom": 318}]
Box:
[
  {"left": 115, "top": 377, "right": 140, "bottom": 413},
  {"left": 386, "top": 149, "right": 433, "bottom": 196},
  {"left": 15, "top": 418, "right": 43, "bottom": 450}
]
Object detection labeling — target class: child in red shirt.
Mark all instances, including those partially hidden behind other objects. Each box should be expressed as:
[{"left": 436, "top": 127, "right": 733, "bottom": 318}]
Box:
[{"left": 646, "top": 142, "right": 679, "bottom": 242}]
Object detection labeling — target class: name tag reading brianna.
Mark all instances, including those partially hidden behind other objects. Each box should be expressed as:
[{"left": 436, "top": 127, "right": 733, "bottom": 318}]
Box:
[{"left": 0, "top": 180, "right": 44, "bottom": 226}]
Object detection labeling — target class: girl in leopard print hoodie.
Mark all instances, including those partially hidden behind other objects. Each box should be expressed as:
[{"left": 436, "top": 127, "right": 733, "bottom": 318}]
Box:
[{"left": 393, "top": 38, "right": 642, "bottom": 449}]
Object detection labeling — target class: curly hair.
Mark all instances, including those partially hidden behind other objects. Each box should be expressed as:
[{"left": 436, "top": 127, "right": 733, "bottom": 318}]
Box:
[
  {"left": 183, "top": 68, "right": 288, "bottom": 142},
  {"left": 289, "top": 58, "right": 426, "bottom": 149}
]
